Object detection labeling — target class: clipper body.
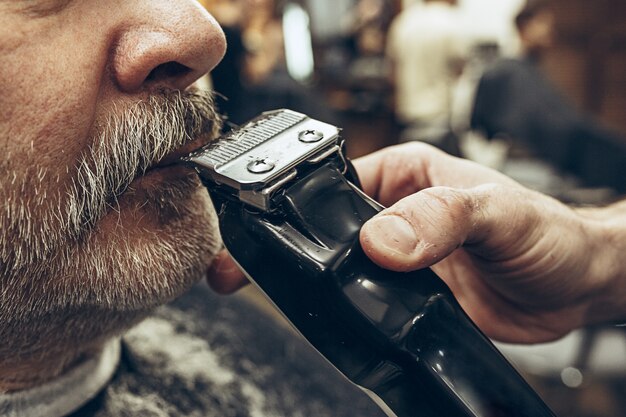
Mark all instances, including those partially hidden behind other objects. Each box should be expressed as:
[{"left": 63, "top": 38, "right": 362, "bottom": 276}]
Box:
[{"left": 183, "top": 110, "right": 556, "bottom": 417}]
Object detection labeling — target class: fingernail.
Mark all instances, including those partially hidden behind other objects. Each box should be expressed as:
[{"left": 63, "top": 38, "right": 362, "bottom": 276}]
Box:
[{"left": 367, "top": 215, "right": 418, "bottom": 256}]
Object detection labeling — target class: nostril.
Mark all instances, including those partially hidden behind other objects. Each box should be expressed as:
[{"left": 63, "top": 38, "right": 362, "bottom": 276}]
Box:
[{"left": 146, "top": 61, "right": 193, "bottom": 83}]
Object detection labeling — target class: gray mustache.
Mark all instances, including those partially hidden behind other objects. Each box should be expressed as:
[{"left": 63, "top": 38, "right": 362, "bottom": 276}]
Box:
[{"left": 67, "top": 89, "right": 222, "bottom": 238}]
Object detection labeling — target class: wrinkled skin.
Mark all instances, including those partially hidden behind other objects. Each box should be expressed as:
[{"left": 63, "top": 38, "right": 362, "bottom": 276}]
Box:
[
  {"left": 210, "top": 143, "right": 626, "bottom": 345},
  {"left": 0, "top": 0, "right": 226, "bottom": 391}
]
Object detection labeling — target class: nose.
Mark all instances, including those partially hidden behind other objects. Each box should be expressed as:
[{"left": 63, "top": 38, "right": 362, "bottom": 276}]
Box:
[{"left": 112, "top": 1, "right": 226, "bottom": 92}]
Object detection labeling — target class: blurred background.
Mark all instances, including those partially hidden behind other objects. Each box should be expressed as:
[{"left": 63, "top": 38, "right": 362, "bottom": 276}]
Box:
[{"left": 199, "top": 0, "right": 626, "bottom": 415}]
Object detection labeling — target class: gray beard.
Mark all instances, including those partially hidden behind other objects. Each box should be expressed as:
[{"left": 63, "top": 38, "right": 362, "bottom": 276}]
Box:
[
  {"left": 0, "top": 184, "right": 221, "bottom": 385},
  {"left": 0, "top": 89, "right": 223, "bottom": 385}
]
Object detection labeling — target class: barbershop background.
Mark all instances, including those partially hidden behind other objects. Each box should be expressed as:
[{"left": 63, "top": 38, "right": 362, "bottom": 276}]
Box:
[{"left": 200, "top": 0, "right": 626, "bottom": 416}]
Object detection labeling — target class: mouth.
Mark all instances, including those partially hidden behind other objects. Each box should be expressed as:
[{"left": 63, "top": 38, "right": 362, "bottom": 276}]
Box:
[
  {"left": 149, "top": 132, "right": 215, "bottom": 173},
  {"left": 119, "top": 132, "right": 217, "bottom": 197},
  {"left": 121, "top": 150, "right": 208, "bottom": 212}
]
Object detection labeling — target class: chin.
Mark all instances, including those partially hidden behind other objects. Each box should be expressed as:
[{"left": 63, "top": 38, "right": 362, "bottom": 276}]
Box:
[
  {"left": 37, "top": 166, "right": 223, "bottom": 322},
  {"left": 0, "top": 170, "right": 222, "bottom": 364},
  {"left": 86, "top": 169, "right": 222, "bottom": 310}
]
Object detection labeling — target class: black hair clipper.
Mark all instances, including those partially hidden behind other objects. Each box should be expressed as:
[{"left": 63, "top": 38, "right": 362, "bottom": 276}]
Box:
[{"left": 182, "top": 110, "right": 556, "bottom": 417}]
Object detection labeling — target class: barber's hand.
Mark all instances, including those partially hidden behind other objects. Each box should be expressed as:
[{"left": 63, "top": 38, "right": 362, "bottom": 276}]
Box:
[
  {"left": 356, "top": 143, "right": 610, "bottom": 344},
  {"left": 206, "top": 250, "right": 249, "bottom": 294}
]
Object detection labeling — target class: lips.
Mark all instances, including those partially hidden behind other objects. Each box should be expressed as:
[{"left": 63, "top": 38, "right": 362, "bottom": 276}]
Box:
[{"left": 152, "top": 132, "right": 214, "bottom": 170}]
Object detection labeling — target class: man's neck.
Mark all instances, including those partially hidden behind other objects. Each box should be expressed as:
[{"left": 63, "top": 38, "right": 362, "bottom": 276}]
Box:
[
  {"left": 0, "top": 339, "right": 120, "bottom": 417},
  {"left": 0, "top": 342, "right": 105, "bottom": 393}
]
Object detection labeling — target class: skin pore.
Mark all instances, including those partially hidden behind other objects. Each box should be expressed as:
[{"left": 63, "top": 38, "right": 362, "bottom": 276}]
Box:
[{"left": 0, "top": 0, "right": 226, "bottom": 391}]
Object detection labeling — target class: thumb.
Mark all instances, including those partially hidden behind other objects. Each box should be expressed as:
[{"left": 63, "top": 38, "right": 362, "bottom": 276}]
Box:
[{"left": 360, "top": 186, "right": 483, "bottom": 272}]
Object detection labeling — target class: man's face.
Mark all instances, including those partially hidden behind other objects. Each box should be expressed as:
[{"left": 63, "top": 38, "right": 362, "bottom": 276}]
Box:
[{"left": 0, "top": 0, "right": 226, "bottom": 380}]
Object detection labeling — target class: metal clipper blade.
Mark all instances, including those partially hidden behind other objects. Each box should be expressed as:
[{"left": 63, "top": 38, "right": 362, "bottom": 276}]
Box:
[{"left": 181, "top": 109, "right": 342, "bottom": 211}]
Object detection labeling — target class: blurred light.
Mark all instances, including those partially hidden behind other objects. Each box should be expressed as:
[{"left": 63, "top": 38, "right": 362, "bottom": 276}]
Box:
[
  {"left": 560, "top": 367, "right": 584, "bottom": 388},
  {"left": 283, "top": 3, "right": 315, "bottom": 84}
]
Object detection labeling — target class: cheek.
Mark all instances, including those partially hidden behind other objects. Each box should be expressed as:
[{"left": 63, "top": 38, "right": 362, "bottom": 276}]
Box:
[{"left": 0, "top": 39, "right": 104, "bottom": 188}]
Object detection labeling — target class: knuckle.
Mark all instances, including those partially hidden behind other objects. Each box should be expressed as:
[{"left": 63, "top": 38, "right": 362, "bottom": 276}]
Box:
[
  {"left": 419, "top": 187, "right": 473, "bottom": 220},
  {"left": 392, "top": 141, "right": 440, "bottom": 158},
  {"left": 384, "top": 187, "right": 473, "bottom": 241}
]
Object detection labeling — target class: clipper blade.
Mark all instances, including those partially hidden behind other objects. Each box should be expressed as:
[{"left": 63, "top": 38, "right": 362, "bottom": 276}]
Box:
[{"left": 181, "top": 109, "right": 342, "bottom": 210}]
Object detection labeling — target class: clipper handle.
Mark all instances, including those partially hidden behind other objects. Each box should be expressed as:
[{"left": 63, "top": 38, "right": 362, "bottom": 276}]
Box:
[{"left": 212, "top": 161, "right": 555, "bottom": 417}]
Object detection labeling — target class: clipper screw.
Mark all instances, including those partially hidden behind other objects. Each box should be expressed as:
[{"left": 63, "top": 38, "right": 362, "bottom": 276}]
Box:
[
  {"left": 247, "top": 158, "right": 276, "bottom": 174},
  {"left": 298, "top": 130, "right": 324, "bottom": 143}
]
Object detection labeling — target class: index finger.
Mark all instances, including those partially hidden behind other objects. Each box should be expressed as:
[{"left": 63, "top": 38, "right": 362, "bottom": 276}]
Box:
[
  {"left": 351, "top": 143, "right": 519, "bottom": 207},
  {"left": 351, "top": 143, "right": 445, "bottom": 207}
]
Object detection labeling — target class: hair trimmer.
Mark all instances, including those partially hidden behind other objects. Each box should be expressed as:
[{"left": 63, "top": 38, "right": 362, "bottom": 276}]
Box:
[{"left": 181, "top": 110, "right": 556, "bottom": 417}]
